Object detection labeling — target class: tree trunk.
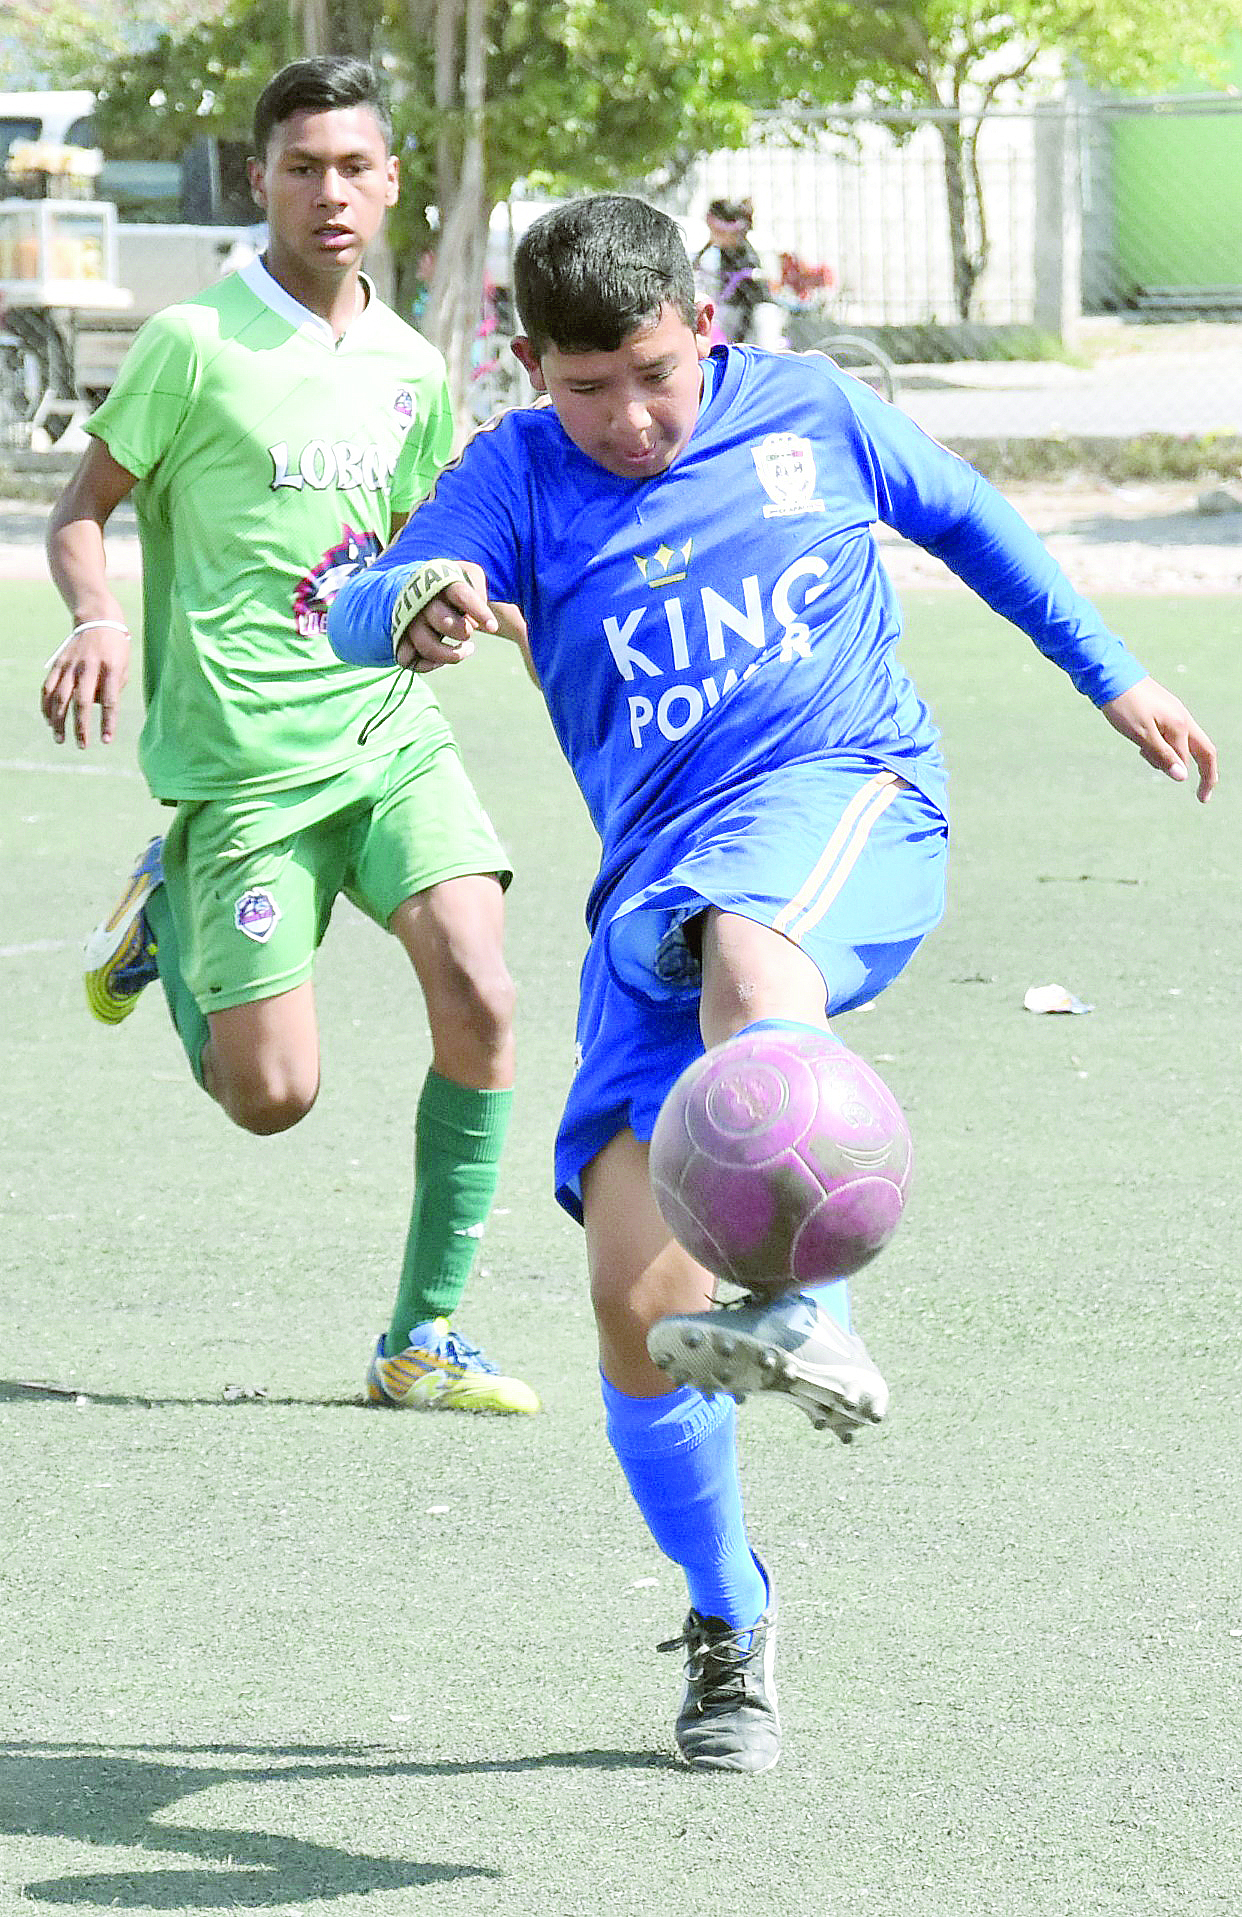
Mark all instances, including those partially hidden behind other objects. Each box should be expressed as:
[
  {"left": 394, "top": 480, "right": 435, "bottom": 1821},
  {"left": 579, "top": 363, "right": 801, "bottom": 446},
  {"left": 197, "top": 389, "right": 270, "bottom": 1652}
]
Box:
[
  {"left": 422, "top": 0, "right": 490, "bottom": 433},
  {"left": 291, "top": 0, "right": 329, "bottom": 55},
  {"left": 937, "top": 114, "right": 985, "bottom": 322}
]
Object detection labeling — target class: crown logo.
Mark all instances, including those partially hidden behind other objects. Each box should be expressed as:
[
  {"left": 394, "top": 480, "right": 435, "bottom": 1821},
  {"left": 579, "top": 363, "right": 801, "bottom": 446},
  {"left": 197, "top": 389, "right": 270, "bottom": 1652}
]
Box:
[{"left": 634, "top": 539, "right": 692, "bottom": 588}]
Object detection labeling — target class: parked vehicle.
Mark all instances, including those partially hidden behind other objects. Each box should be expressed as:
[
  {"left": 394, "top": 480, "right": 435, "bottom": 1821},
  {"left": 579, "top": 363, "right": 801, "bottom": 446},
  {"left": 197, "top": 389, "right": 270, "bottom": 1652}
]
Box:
[{"left": 0, "top": 89, "right": 257, "bottom": 433}]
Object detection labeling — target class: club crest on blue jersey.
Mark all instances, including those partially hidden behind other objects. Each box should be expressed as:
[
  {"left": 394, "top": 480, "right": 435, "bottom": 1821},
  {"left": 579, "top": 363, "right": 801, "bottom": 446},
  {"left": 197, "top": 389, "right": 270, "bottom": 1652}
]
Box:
[
  {"left": 294, "top": 526, "right": 383, "bottom": 639},
  {"left": 752, "top": 433, "right": 825, "bottom": 519},
  {"left": 634, "top": 540, "right": 693, "bottom": 589},
  {"left": 234, "top": 889, "right": 281, "bottom": 944}
]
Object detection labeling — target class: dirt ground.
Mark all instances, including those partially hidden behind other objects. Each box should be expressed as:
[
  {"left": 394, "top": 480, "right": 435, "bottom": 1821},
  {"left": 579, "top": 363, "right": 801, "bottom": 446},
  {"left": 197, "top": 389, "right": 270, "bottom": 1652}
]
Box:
[
  {"left": 7, "top": 477, "right": 1242, "bottom": 593},
  {"left": 876, "top": 477, "right": 1242, "bottom": 595}
]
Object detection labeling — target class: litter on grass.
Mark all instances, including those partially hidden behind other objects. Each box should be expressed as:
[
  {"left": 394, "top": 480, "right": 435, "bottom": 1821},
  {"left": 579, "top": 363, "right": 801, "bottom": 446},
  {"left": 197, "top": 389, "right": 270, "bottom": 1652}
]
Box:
[{"left": 1024, "top": 983, "right": 1093, "bottom": 1015}]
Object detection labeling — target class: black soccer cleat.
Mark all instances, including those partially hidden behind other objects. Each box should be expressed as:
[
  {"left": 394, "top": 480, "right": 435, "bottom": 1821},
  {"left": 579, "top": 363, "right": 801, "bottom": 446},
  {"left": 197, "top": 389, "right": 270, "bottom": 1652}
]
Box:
[{"left": 659, "top": 1589, "right": 781, "bottom": 1773}]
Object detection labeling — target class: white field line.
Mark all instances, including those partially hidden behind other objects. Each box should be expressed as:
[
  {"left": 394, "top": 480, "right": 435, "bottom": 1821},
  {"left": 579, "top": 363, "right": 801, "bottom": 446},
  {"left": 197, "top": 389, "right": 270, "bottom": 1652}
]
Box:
[
  {"left": 0, "top": 938, "right": 71, "bottom": 959},
  {"left": 1, "top": 756, "right": 140, "bottom": 779}
]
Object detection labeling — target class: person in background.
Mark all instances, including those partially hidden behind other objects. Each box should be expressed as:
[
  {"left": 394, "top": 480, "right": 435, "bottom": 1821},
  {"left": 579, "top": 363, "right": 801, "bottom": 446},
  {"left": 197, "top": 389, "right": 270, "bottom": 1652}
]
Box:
[{"left": 693, "top": 196, "right": 771, "bottom": 345}]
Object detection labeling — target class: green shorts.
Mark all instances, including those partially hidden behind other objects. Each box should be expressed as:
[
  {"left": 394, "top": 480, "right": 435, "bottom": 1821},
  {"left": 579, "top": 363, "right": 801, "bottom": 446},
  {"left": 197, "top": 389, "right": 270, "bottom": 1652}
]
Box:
[{"left": 162, "top": 725, "right": 511, "bottom": 1015}]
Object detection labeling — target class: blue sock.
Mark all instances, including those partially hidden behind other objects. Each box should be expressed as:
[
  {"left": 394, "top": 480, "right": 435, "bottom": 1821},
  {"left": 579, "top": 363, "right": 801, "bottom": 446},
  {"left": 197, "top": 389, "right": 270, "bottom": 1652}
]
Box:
[
  {"left": 738, "top": 1020, "right": 851, "bottom": 1329},
  {"left": 737, "top": 1017, "right": 839, "bottom": 1040},
  {"left": 601, "top": 1376, "right": 767, "bottom": 1629},
  {"left": 804, "top": 1277, "right": 851, "bottom": 1329}
]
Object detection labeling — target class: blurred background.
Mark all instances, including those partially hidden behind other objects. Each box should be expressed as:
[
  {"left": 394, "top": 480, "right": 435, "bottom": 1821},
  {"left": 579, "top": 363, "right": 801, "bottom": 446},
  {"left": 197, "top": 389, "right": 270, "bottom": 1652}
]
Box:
[{"left": 1, "top": 0, "right": 1240, "bottom": 467}]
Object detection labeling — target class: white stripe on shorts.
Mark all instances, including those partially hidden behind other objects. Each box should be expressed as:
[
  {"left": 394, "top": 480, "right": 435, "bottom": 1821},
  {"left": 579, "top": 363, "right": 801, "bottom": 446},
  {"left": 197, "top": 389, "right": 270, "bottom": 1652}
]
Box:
[{"left": 772, "top": 770, "right": 903, "bottom": 945}]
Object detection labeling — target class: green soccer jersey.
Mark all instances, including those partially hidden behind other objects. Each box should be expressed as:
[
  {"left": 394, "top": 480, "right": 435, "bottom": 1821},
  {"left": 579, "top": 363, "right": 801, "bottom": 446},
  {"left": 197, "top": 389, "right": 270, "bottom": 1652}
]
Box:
[{"left": 88, "top": 258, "right": 454, "bottom": 800}]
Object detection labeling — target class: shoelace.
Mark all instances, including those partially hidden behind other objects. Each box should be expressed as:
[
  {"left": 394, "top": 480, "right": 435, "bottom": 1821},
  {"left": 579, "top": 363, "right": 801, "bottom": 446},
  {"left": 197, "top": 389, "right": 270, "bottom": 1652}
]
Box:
[
  {"left": 657, "top": 1615, "right": 760, "bottom": 1706},
  {"left": 435, "top": 1326, "right": 499, "bottom": 1375}
]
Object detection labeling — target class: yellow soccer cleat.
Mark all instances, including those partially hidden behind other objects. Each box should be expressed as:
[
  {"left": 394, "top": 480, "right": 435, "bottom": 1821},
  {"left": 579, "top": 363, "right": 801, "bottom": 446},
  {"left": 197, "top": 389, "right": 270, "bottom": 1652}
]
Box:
[
  {"left": 366, "top": 1320, "right": 539, "bottom": 1415},
  {"left": 83, "top": 837, "right": 163, "bottom": 1025}
]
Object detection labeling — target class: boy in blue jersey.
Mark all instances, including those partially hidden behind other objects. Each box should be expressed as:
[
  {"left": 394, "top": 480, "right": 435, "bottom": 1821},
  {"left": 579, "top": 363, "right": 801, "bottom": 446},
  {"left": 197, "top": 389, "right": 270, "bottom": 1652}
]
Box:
[{"left": 327, "top": 194, "right": 1217, "bottom": 1772}]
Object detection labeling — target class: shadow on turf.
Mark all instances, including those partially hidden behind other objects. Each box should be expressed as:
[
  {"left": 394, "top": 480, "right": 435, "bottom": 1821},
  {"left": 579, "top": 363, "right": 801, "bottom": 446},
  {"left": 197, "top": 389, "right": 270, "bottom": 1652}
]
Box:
[
  {"left": 1, "top": 1380, "right": 369, "bottom": 1411},
  {"left": 3, "top": 1740, "right": 665, "bottom": 1907}
]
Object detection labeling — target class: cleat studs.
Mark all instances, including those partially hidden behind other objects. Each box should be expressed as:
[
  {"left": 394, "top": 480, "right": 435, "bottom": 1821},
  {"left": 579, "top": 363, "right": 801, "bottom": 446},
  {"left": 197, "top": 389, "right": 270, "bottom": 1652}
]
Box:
[
  {"left": 758, "top": 1349, "right": 779, "bottom": 1374},
  {"left": 732, "top": 1391, "right": 747, "bottom": 1405},
  {"left": 682, "top": 1328, "right": 704, "bottom": 1350},
  {"left": 717, "top": 1334, "right": 736, "bottom": 1358}
]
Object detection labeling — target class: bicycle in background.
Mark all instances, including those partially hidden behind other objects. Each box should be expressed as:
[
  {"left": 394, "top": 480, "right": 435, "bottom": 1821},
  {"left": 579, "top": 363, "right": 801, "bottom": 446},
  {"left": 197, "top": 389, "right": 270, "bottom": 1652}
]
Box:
[{"left": 772, "top": 250, "right": 899, "bottom": 403}]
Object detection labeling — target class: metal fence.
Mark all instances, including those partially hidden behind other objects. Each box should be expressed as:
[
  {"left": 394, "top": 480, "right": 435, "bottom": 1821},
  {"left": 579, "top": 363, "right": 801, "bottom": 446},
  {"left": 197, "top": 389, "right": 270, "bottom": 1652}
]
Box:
[
  {"left": 666, "top": 93, "right": 1242, "bottom": 445},
  {"left": 682, "top": 105, "right": 1044, "bottom": 331},
  {"left": 5, "top": 92, "right": 1242, "bottom": 455}
]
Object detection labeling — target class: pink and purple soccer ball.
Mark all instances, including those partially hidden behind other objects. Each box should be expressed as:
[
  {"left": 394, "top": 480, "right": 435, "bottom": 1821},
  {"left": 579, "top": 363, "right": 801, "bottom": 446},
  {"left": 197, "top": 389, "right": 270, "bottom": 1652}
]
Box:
[{"left": 648, "top": 1027, "right": 912, "bottom": 1294}]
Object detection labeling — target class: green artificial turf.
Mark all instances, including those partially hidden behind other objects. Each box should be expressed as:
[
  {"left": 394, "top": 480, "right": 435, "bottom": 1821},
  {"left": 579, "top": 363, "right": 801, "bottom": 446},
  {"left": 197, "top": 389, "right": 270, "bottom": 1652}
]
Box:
[{"left": 2, "top": 582, "right": 1238, "bottom": 1915}]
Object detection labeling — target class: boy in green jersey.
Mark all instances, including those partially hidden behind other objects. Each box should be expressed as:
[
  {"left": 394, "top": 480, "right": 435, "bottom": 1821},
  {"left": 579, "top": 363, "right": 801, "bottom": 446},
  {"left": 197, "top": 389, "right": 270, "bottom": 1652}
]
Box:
[{"left": 39, "top": 55, "right": 536, "bottom": 1415}]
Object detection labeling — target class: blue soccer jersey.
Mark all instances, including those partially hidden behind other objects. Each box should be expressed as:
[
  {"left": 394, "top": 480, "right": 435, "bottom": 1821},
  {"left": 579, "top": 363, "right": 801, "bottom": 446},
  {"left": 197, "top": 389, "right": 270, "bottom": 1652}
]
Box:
[{"left": 329, "top": 346, "right": 1145, "bottom": 932}]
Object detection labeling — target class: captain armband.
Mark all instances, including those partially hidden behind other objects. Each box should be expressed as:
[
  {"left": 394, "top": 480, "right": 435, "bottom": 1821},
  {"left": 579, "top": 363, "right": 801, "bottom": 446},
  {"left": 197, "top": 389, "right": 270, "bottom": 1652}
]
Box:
[{"left": 389, "top": 559, "right": 471, "bottom": 656}]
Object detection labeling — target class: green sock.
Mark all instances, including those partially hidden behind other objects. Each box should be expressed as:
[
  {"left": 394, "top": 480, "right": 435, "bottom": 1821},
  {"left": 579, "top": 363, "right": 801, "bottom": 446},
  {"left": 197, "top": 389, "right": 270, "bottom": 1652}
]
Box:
[
  {"left": 387, "top": 1071, "right": 513, "bottom": 1350},
  {"left": 145, "top": 883, "right": 210, "bottom": 1090}
]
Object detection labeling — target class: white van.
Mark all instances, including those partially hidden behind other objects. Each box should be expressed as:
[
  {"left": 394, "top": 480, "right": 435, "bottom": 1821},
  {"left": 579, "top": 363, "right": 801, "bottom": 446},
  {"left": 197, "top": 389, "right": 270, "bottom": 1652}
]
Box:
[
  {"left": 0, "top": 89, "right": 259, "bottom": 419},
  {"left": 0, "top": 89, "right": 98, "bottom": 159}
]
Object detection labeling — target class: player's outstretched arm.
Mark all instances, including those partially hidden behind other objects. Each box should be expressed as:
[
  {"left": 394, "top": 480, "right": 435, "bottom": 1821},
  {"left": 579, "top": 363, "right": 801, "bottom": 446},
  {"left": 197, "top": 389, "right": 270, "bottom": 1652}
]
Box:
[
  {"left": 1100, "top": 676, "right": 1218, "bottom": 804},
  {"left": 42, "top": 438, "right": 139, "bottom": 749}
]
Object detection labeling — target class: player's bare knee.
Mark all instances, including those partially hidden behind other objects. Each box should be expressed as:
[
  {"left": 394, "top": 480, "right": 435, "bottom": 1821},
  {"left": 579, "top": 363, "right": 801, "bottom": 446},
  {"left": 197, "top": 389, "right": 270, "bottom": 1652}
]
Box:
[
  {"left": 215, "top": 1065, "right": 319, "bottom": 1135},
  {"left": 471, "top": 961, "right": 517, "bottom": 1048},
  {"left": 434, "top": 954, "right": 516, "bottom": 1055},
  {"left": 588, "top": 1265, "right": 651, "bottom": 1342},
  {"left": 588, "top": 1271, "right": 633, "bottom": 1347}
]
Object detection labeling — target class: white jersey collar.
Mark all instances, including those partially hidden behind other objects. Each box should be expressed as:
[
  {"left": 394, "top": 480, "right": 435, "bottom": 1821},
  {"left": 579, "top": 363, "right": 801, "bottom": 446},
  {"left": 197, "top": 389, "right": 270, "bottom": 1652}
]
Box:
[{"left": 239, "top": 253, "right": 376, "bottom": 346}]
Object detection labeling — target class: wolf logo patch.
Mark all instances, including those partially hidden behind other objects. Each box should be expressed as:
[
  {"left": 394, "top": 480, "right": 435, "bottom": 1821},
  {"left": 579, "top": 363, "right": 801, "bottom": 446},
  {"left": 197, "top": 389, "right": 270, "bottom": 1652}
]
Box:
[{"left": 234, "top": 889, "right": 282, "bottom": 944}]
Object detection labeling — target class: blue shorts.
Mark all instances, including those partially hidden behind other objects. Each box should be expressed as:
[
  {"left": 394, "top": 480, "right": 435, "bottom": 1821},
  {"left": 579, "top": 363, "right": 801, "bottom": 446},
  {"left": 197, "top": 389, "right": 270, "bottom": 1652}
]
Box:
[{"left": 554, "top": 760, "right": 948, "bottom": 1222}]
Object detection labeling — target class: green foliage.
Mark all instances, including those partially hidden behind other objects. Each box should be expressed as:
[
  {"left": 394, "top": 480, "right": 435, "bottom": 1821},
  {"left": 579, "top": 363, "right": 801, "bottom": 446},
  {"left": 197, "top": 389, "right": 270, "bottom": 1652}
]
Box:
[
  {"left": 758, "top": 0, "right": 1240, "bottom": 111},
  {"left": 77, "top": 0, "right": 772, "bottom": 201},
  {"left": 952, "top": 429, "right": 1242, "bottom": 483},
  {"left": 68, "top": 0, "right": 381, "bottom": 159},
  {"left": 1, "top": 1, "right": 235, "bottom": 90},
  {"left": 72, "top": 0, "right": 770, "bottom": 296},
  {"left": 384, "top": 0, "right": 768, "bottom": 216},
  {"left": 89, "top": 0, "right": 298, "bottom": 159},
  {"left": 376, "top": 0, "right": 778, "bottom": 317},
  {"left": 825, "top": 321, "right": 1082, "bottom": 365}
]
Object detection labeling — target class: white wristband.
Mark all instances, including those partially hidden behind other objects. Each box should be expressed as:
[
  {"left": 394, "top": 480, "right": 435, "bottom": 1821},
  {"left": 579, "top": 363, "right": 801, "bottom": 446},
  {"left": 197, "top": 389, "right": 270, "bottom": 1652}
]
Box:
[{"left": 42, "top": 618, "right": 131, "bottom": 673}]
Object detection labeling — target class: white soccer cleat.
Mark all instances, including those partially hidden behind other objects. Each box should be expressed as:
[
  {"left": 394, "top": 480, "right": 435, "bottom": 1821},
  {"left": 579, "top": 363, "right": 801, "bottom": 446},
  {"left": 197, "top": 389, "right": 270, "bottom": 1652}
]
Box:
[{"left": 647, "top": 1291, "right": 888, "bottom": 1441}]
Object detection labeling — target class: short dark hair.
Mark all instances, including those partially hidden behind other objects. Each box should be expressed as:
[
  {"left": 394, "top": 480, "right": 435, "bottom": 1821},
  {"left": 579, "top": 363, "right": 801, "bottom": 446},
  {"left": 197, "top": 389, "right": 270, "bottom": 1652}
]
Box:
[
  {"left": 513, "top": 194, "right": 697, "bottom": 358},
  {"left": 252, "top": 56, "right": 393, "bottom": 158},
  {"left": 707, "top": 197, "right": 753, "bottom": 226}
]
